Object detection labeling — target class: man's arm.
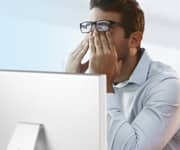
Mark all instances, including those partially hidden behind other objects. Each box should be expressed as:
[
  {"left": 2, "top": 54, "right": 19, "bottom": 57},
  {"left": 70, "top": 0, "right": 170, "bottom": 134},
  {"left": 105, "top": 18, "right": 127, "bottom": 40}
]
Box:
[{"left": 108, "top": 78, "right": 180, "bottom": 150}]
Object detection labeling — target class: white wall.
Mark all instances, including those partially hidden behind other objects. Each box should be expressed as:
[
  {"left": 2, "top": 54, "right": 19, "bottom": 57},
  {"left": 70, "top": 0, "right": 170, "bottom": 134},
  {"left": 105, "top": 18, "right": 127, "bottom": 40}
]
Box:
[
  {"left": 143, "top": 43, "right": 180, "bottom": 75},
  {"left": 0, "top": 16, "right": 83, "bottom": 71},
  {"left": 0, "top": 0, "right": 86, "bottom": 71}
]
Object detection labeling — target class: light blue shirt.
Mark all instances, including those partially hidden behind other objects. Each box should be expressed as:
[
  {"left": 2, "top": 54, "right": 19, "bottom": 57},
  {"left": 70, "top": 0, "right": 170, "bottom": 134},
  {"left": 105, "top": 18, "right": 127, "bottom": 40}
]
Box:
[{"left": 107, "top": 49, "right": 180, "bottom": 150}]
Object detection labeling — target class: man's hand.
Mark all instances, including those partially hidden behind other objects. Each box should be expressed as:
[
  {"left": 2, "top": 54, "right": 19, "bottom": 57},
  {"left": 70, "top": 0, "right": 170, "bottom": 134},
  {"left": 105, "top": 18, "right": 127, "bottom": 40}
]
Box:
[
  {"left": 88, "top": 31, "right": 122, "bottom": 92},
  {"left": 65, "top": 36, "right": 89, "bottom": 73}
]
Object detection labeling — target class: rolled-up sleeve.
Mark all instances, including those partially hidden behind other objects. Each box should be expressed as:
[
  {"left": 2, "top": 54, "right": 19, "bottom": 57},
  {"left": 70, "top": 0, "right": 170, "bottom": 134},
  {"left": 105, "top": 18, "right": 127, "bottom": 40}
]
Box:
[{"left": 107, "top": 78, "right": 180, "bottom": 150}]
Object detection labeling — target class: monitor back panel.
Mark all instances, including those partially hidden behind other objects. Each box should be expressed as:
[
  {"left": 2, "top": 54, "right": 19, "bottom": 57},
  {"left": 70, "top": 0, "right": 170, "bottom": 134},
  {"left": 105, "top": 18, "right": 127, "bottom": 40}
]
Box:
[{"left": 0, "top": 70, "right": 107, "bottom": 150}]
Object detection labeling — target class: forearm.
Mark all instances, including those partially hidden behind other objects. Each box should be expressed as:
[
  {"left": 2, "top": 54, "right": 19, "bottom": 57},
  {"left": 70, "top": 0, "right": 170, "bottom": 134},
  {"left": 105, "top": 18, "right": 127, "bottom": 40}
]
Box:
[
  {"left": 107, "top": 86, "right": 114, "bottom": 93},
  {"left": 107, "top": 78, "right": 114, "bottom": 93}
]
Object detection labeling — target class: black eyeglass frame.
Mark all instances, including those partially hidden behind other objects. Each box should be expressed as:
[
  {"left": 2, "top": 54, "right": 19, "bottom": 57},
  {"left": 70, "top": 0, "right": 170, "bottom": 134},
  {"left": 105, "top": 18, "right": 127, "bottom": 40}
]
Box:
[{"left": 80, "top": 20, "right": 124, "bottom": 33}]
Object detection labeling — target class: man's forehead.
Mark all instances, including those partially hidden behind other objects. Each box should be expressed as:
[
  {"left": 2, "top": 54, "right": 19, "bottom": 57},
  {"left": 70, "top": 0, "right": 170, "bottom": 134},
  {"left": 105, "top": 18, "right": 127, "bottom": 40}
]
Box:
[{"left": 89, "top": 7, "right": 122, "bottom": 22}]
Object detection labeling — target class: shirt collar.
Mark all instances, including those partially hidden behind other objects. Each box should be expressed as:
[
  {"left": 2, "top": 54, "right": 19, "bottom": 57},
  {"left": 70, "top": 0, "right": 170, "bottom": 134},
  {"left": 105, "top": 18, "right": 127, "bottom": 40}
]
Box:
[{"left": 114, "top": 48, "right": 152, "bottom": 88}]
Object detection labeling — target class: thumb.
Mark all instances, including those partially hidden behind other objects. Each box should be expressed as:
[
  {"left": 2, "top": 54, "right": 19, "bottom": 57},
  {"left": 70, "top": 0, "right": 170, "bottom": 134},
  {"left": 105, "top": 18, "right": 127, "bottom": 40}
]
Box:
[
  {"left": 115, "top": 59, "right": 123, "bottom": 75},
  {"left": 118, "top": 60, "right": 123, "bottom": 69},
  {"left": 113, "top": 60, "right": 123, "bottom": 83},
  {"left": 80, "top": 60, "right": 89, "bottom": 73}
]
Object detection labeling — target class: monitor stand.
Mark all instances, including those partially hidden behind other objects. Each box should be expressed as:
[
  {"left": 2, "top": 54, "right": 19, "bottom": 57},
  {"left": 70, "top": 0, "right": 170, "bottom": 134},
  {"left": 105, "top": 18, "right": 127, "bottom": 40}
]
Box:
[{"left": 7, "top": 122, "right": 49, "bottom": 150}]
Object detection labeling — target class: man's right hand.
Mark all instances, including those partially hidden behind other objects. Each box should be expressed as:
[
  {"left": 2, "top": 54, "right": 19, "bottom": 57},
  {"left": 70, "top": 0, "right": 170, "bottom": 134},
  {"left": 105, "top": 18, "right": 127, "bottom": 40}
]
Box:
[{"left": 65, "top": 37, "right": 89, "bottom": 73}]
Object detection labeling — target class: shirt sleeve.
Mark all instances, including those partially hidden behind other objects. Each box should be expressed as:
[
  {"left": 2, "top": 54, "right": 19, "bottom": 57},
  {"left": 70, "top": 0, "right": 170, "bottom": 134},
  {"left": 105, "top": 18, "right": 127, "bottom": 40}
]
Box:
[{"left": 107, "top": 78, "right": 180, "bottom": 150}]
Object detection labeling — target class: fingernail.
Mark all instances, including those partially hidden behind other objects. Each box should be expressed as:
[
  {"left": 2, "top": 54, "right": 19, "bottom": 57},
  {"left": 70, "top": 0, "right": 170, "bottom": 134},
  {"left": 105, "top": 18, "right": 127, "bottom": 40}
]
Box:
[
  {"left": 94, "top": 30, "right": 98, "bottom": 35},
  {"left": 89, "top": 32, "right": 93, "bottom": 36}
]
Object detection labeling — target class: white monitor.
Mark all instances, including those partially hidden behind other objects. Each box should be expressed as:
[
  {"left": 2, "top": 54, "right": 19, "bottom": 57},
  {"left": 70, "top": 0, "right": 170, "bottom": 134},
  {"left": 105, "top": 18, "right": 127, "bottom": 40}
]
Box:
[{"left": 0, "top": 70, "right": 107, "bottom": 150}]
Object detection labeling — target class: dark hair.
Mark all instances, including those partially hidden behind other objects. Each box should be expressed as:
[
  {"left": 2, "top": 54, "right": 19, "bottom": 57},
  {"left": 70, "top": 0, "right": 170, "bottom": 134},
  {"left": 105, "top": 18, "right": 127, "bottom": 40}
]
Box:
[{"left": 89, "top": 0, "right": 145, "bottom": 38}]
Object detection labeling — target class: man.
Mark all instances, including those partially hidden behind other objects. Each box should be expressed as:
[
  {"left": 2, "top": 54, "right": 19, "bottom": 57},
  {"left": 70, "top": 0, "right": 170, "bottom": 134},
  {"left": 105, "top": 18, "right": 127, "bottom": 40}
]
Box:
[{"left": 65, "top": 0, "right": 180, "bottom": 149}]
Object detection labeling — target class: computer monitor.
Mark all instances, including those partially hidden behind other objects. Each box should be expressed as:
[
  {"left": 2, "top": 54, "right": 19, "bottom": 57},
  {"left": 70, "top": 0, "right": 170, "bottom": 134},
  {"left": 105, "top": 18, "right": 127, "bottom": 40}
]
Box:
[{"left": 0, "top": 70, "right": 107, "bottom": 150}]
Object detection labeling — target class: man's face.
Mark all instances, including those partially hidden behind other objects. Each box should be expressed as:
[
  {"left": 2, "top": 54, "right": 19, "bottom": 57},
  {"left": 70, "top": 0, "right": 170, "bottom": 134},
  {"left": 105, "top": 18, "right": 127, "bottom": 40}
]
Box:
[{"left": 89, "top": 7, "right": 130, "bottom": 61}]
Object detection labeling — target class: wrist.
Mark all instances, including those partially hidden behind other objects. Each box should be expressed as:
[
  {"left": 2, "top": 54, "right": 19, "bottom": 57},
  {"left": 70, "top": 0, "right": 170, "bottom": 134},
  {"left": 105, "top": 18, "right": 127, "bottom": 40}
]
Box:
[{"left": 107, "top": 76, "right": 114, "bottom": 93}]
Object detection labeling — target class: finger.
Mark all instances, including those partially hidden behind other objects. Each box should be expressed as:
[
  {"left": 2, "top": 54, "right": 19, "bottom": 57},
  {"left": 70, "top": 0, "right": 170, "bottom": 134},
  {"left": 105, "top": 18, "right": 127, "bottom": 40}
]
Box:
[
  {"left": 89, "top": 35, "right": 96, "bottom": 55},
  {"left": 72, "top": 36, "right": 89, "bottom": 56},
  {"left": 76, "top": 41, "right": 89, "bottom": 60},
  {"left": 106, "top": 31, "right": 114, "bottom": 50},
  {"left": 99, "top": 32, "right": 110, "bottom": 53},
  {"left": 106, "top": 31, "right": 117, "bottom": 57},
  {"left": 94, "top": 31, "right": 103, "bottom": 54}
]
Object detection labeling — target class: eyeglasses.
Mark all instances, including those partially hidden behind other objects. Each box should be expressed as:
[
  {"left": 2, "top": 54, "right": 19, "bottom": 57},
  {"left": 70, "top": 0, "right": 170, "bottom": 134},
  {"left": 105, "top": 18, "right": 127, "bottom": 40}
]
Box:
[{"left": 80, "top": 20, "right": 123, "bottom": 33}]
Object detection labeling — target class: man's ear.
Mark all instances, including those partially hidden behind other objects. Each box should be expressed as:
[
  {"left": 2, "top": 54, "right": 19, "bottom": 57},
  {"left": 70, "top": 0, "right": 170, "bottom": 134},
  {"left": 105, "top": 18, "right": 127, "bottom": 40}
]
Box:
[{"left": 128, "top": 31, "right": 143, "bottom": 49}]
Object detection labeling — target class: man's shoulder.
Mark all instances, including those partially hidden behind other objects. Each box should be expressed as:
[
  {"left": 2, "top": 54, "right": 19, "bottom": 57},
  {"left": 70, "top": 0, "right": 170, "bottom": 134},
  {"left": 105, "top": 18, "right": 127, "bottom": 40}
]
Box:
[
  {"left": 141, "top": 60, "right": 180, "bottom": 98},
  {"left": 140, "top": 61, "right": 180, "bottom": 107},
  {"left": 147, "top": 60, "right": 179, "bottom": 81}
]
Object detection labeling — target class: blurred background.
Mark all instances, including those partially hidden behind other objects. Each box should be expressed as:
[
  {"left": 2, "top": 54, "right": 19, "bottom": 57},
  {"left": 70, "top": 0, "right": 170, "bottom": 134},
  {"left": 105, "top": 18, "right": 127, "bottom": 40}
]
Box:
[{"left": 0, "top": 0, "right": 180, "bottom": 74}]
